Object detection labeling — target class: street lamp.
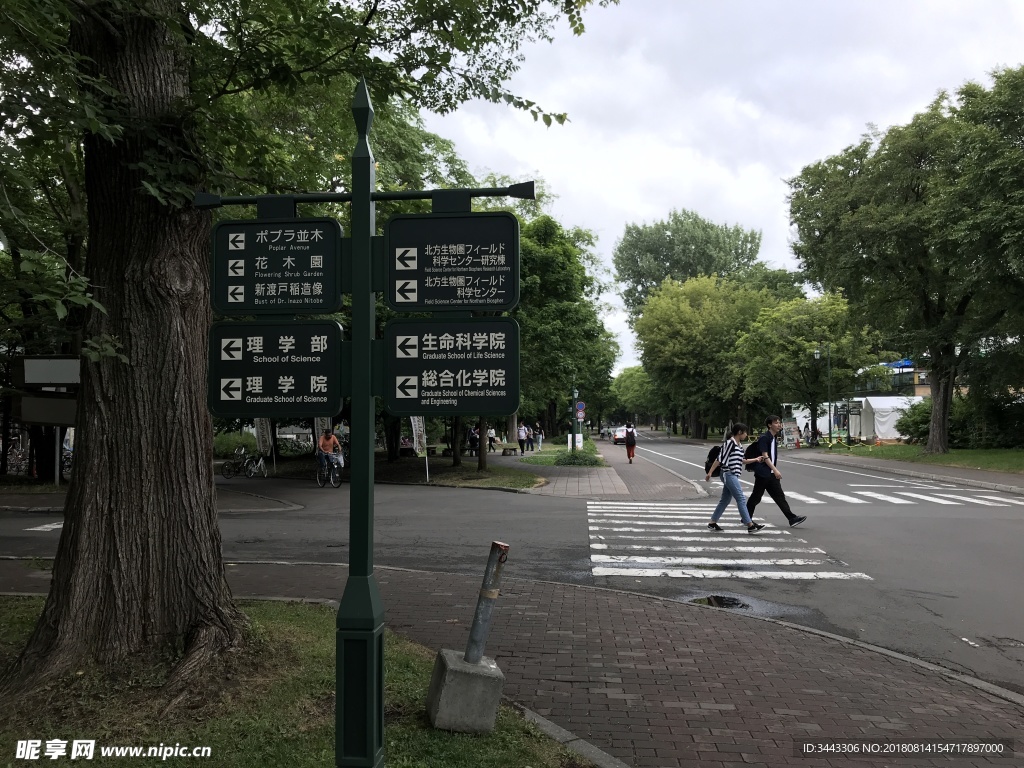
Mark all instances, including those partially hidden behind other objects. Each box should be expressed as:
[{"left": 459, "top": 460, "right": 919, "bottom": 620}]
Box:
[{"left": 814, "top": 345, "right": 832, "bottom": 440}]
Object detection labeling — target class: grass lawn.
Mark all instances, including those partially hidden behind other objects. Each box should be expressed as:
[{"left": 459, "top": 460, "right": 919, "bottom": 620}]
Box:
[
  {"left": 832, "top": 443, "right": 1024, "bottom": 473},
  {"left": 0, "top": 597, "right": 592, "bottom": 768}
]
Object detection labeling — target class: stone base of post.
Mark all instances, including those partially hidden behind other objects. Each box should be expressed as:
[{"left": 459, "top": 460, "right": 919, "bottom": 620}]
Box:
[{"left": 425, "top": 648, "right": 505, "bottom": 733}]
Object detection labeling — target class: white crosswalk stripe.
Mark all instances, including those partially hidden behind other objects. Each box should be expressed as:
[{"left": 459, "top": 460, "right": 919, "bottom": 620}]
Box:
[
  {"left": 894, "top": 492, "right": 961, "bottom": 504},
  {"left": 933, "top": 493, "right": 1008, "bottom": 506},
  {"left": 783, "top": 491, "right": 825, "bottom": 504},
  {"left": 853, "top": 491, "right": 914, "bottom": 504},
  {"left": 817, "top": 491, "right": 869, "bottom": 503},
  {"left": 588, "top": 501, "right": 870, "bottom": 581}
]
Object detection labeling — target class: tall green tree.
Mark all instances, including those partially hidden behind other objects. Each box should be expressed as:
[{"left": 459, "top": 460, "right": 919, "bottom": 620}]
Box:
[
  {"left": 735, "top": 294, "right": 892, "bottom": 429},
  {"left": 0, "top": 0, "right": 614, "bottom": 693},
  {"left": 789, "top": 70, "right": 1024, "bottom": 453},
  {"left": 514, "top": 215, "right": 617, "bottom": 434},
  {"left": 611, "top": 366, "right": 661, "bottom": 425},
  {"left": 634, "top": 275, "right": 771, "bottom": 435},
  {"left": 612, "top": 208, "right": 762, "bottom": 321}
]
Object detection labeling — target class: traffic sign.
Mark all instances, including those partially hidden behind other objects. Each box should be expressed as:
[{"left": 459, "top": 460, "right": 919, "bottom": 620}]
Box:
[
  {"left": 207, "top": 319, "right": 343, "bottom": 418},
  {"left": 383, "top": 317, "right": 520, "bottom": 416},
  {"left": 576, "top": 410, "right": 586, "bottom": 421},
  {"left": 576, "top": 401, "right": 585, "bottom": 411},
  {"left": 384, "top": 212, "right": 519, "bottom": 311},
  {"left": 211, "top": 218, "right": 342, "bottom": 315}
]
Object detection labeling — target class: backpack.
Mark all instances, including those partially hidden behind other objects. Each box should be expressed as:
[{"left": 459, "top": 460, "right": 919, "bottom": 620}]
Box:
[
  {"left": 744, "top": 440, "right": 762, "bottom": 472},
  {"left": 704, "top": 445, "right": 721, "bottom": 477},
  {"left": 625, "top": 428, "right": 636, "bottom": 447}
]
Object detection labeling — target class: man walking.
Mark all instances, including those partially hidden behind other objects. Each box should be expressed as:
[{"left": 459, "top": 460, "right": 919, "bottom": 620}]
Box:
[{"left": 749, "top": 415, "right": 807, "bottom": 527}]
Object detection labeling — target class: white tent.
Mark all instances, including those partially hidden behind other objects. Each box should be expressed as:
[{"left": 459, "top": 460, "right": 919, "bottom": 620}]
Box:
[{"left": 860, "top": 396, "right": 922, "bottom": 441}]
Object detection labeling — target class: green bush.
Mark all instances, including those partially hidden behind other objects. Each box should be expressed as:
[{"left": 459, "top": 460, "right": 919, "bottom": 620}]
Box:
[
  {"left": 213, "top": 432, "right": 257, "bottom": 458},
  {"left": 553, "top": 450, "right": 602, "bottom": 466},
  {"left": 895, "top": 399, "right": 931, "bottom": 443}
]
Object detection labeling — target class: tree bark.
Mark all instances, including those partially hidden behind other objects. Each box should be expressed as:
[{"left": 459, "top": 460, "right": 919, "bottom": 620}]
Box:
[
  {"left": 924, "top": 346, "right": 956, "bottom": 454},
  {"left": 2, "top": 0, "right": 243, "bottom": 694}
]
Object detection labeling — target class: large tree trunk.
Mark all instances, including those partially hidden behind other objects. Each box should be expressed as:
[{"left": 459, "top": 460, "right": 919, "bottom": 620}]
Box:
[
  {"left": 924, "top": 346, "right": 956, "bottom": 454},
  {"left": 2, "top": 0, "right": 243, "bottom": 694}
]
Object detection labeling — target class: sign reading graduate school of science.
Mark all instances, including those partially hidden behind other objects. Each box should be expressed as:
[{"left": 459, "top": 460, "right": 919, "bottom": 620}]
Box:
[
  {"left": 211, "top": 218, "right": 342, "bottom": 315},
  {"left": 207, "top": 319, "right": 343, "bottom": 418},
  {"left": 384, "top": 212, "right": 519, "bottom": 311},
  {"left": 384, "top": 318, "right": 520, "bottom": 416}
]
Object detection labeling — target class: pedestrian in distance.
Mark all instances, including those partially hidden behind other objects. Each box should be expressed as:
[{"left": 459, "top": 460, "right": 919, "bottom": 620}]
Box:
[
  {"left": 526, "top": 424, "right": 534, "bottom": 452},
  {"left": 517, "top": 421, "right": 528, "bottom": 455},
  {"left": 624, "top": 422, "right": 638, "bottom": 463},
  {"left": 704, "top": 423, "right": 766, "bottom": 534},
  {"left": 749, "top": 415, "right": 807, "bottom": 528},
  {"left": 317, "top": 428, "right": 342, "bottom": 473},
  {"left": 486, "top": 425, "right": 496, "bottom": 453},
  {"left": 534, "top": 422, "right": 544, "bottom": 451}
]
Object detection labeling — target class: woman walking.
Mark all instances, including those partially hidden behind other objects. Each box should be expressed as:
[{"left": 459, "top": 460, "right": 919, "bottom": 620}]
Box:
[
  {"left": 624, "top": 422, "right": 637, "bottom": 463},
  {"left": 704, "top": 423, "right": 766, "bottom": 534}
]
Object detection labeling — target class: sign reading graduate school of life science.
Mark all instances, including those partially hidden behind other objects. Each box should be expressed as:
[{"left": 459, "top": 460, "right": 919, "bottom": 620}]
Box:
[
  {"left": 211, "top": 218, "right": 342, "bottom": 315},
  {"left": 384, "top": 212, "right": 519, "bottom": 312},
  {"left": 384, "top": 317, "right": 520, "bottom": 416},
  {"left": 207, "top": 319, "right": 343, "bottom": 418}
]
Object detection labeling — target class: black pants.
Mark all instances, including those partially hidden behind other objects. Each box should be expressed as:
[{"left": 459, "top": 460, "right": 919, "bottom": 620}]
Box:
[{"left": 747, "top": 474, "right": 797, "bottom": 523}]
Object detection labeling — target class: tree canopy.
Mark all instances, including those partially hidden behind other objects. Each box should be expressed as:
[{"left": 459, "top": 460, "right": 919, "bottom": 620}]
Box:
[
  {"left": 789, "top": 66, "right": 1024, "bottom": 452},
  {"left": 612, "top": 208, "right": 763, "bottom": 320}
]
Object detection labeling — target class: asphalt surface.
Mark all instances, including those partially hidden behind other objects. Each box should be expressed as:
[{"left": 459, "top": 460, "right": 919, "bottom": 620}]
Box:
[{"left": 2, "top": 437, "right": 1023, "bottom": 767}]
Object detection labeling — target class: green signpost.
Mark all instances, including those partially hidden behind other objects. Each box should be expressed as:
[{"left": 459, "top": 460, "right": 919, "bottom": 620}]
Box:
[{"left": 200, "top": 79, "right": 527, "bottom": 767}]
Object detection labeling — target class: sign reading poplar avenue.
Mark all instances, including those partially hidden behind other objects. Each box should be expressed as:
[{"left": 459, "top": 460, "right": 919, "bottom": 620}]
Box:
[
  {"left": 384, "top": 318, "right": 520, "bottom": 416},
  {"left": 208, "top": 319, "right": 343, "bottom": 418},
  {"left": 211, "top": 218, "right": 342, "bottom": 314},
  {"left": 384, "top": 212, "right": 519, "bottom": 311}
]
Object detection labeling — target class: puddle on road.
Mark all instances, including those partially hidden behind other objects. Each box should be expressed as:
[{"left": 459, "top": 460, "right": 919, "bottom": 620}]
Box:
[
  {"left": 689, "top": 595, "right": 750, "bottom": 610},
  {"left": 679, "top": 590, "right": 817, "bottom": 620}
]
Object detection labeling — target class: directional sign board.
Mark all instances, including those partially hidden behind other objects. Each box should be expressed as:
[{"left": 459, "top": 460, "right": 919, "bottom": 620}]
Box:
[
  {"left": 211, "top": 218, "right": 342, "bottom": 314},
  {"left": 207, "top": 319, "right": 343, "bottom": 418},
  {"left": 384, "top": 318, "right": 520, "bottom": 416},
  {"left": 384, "top": 212, "right": 519, "bottom": 311}
]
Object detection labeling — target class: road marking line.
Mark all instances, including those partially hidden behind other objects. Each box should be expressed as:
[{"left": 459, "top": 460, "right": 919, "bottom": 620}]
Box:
[
  {"left": 590, "top": 526, "right": 789, "bottom": 534},
  {"left": 591, "top": 534, "right": 807, "bottom": 543},
  {"left": 933, "top": 494, "right": 1008, "bottom": 506},
  {"left": 591, "top": 568, "right": 872, "bottom": 580},
  {"left": 589, "top": 544, "right": 825, "bottom": 553},
  {"left": 24, "top": 522, "right": 64, "bottom": 531},
  {"left": 817, "top": 491, "right": 869, "bottom": 503},
  {"left": 977, "top": 495, "right": 1024, "bottom": 505},
  {"left": 783, "top": 492, "right": 826, "bottom": 504},
  {"left": 894, "top": 492, "right": 960, "bottom": 504},
  {"left": 854, "top": 491, "right": 914, "bottom": 504},
  {"left": 592, "top": 555, "right": 825, "bottom": 566}
]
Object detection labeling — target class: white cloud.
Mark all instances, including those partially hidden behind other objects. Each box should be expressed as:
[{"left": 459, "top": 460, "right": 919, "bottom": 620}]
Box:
[{"left": 422, "top": 0, "right": 1024, "bottom": 373}]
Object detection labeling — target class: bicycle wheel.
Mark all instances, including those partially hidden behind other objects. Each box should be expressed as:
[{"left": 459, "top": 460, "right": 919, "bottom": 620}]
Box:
[
  {"left": 222, "top": 461, "right": 236, "bottom": 479},
  {"left": 245, "top": 458, "right": 256, "bottom": 478},
  {"left": 316, "top": 463, "right": 327, "bottom": 487},
  {"left": 330, "top": 464, "right": 341, "bottom": 488}
]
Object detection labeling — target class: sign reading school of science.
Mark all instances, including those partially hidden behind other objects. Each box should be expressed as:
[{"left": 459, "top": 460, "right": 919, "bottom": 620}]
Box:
[
  {"left": 384, "top": 212, "right": 519, "bottom": 311},
  {"left": 207, "top": 319, "right": 343, "bottom": 418},
  {"left": 211, "top": 218, "right": 342, "bottom": 315},
  {"left": 384, "top": 317, "right": 520, "bottom": 416}
]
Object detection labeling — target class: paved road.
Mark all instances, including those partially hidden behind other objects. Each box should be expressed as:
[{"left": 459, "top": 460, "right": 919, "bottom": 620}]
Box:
[{"left": 3, "top": 435, "right": 1023, "bottom": 696}]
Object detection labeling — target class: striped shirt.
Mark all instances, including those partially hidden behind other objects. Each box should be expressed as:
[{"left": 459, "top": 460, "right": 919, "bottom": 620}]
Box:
[{"left": 719, "top": 438, "right": 745, "bottom": 476}]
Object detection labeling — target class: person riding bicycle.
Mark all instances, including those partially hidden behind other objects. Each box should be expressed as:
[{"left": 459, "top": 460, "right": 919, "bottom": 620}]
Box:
[{"left": 317, "top": 428, "right": 343, "bottom": 471}]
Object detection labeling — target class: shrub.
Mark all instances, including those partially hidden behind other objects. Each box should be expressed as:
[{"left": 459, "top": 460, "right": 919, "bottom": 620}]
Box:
[
  {"left": 554, "top": 450, "right": 602, "bottom": 466},
  {"left": 213, "top": 431, "right": 257, "bottom": 458},
  {"left": 895, "top": 399, "right": 931, "bottom": 443}
]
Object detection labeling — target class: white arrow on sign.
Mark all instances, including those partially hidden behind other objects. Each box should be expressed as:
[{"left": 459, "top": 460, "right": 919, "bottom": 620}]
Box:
[
  {"left": 220, "top": 378, "right": 242, "bottom": 400},
  {"left": 228, "top": 232, "right": 245, "bottom": 250},
  {"left": 228, "top": 259, "right": 244, "bottom": 276},
  {"left": 395, "top": 376, "right": 418, "bottom": 398},
  {"left": 395, "top": 335, "right": 418, "bottom": 358},
  {"left": 221, "top": 338, "right": 243, "bottom": 361},
  {"left": 227, "top": 285, "right": 244, "bottom": 303},
  {"left": 395, "top": 248, "right": 417, "bottom": 270},
  {"left": 394, "top": 280, "right": 417, "bottom": 303}
]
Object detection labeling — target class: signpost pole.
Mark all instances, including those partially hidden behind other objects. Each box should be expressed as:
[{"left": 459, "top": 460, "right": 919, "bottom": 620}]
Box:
[{"left": 336, "top": 79, "right": 384, "bottom": 768}]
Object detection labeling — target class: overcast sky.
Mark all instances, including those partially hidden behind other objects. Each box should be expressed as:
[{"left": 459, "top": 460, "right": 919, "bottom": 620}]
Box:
[{"left": 422, "top": 0, "right": 1024, "bottom": 374}]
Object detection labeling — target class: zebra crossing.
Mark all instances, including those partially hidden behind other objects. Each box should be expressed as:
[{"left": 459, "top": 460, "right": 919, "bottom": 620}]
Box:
[
  {"left": 762, "top": 486, "right": 1024, "bottom": 506},
  {"left": 587, "top": 500, "right": 871, "bottom": 580}
]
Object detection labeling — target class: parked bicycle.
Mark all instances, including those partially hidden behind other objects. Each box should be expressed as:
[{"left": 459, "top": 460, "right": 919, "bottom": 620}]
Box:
[
  {"left": 243, "top": 453, "right": 268, "bottom": 478},
  {"left": 315, "top": 449, "right": 343, "bottom": 488},
  {"left": 221, "top": 446, "right": 248, "bottom": 479}
]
